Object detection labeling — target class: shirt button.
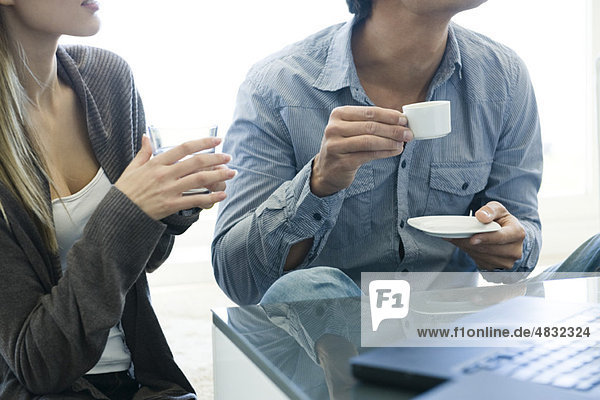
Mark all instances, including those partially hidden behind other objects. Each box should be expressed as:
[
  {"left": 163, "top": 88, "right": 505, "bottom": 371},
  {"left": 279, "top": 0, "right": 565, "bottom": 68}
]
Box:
[
  {"left": 400, "top": 219, "right": 405, "bottom": 228},
  {"left": 462, "top": 182, "right": 469, "bottom": 190},
  {"left": 313, "top": 213, "right": 322, "bottom": 221},
  {"left": 401, "top": 160, "right": 407, "bottom": 169}
]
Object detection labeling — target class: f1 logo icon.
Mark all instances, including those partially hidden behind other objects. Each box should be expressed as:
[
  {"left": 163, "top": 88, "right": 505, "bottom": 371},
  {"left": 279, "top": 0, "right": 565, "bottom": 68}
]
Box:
[{"left": 369, "top": 280, "right": 410, "bottom": 331}]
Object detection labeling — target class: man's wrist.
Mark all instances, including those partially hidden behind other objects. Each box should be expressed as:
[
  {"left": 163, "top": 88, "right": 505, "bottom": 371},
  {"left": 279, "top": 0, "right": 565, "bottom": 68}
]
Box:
[{"left": 310, "top": 157, "right": 342, "bottom": 198}]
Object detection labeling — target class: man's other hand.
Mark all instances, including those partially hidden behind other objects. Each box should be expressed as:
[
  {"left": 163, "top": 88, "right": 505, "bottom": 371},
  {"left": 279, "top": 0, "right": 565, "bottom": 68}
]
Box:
[{"left": 447, "top": 201, "right": 526, "bottom": 271}]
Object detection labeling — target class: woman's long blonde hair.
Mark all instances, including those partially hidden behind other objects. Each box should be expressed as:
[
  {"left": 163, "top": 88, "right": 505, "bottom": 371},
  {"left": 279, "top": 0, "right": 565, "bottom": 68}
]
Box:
[{"left": 0, "top": 12, "right": 57, "bottom": 252}]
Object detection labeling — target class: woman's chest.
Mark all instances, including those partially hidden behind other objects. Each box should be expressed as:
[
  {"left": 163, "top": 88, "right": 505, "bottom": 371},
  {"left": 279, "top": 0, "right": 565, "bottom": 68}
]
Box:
[{"left": 31, "top": 87, "right": 101, "bottom": 199}]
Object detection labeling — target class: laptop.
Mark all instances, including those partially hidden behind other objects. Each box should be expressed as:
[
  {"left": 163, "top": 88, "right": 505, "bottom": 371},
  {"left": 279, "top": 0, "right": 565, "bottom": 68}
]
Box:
[{"left": 351, "top": 296, "right": 600, "bottom": 398}]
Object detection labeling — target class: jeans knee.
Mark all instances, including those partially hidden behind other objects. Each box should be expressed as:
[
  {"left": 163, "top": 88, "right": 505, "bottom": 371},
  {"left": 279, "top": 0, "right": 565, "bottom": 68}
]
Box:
[{"left": 260, "top": 266, "right": 361, "bottom": 304}]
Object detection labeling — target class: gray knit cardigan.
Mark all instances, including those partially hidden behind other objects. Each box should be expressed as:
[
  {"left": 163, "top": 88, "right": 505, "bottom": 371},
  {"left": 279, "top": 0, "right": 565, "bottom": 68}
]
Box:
[{"left": 0, "top": 45, "right": 198, "bottom": 399}]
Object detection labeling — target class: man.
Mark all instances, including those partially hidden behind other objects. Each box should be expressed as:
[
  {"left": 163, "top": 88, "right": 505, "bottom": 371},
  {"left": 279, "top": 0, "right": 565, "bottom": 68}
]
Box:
[{"left": 212, "top": 0, "right": 543, "bottom": 305}]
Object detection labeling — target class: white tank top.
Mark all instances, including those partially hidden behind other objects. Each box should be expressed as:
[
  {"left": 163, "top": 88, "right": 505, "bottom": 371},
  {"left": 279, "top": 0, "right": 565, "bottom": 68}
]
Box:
[{"left": 52, "top": 168, "right": 132, "bottom": 374}]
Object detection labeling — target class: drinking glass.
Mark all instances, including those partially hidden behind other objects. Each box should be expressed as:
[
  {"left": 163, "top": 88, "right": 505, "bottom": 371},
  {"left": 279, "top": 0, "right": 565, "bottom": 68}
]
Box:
[{"left": 147, "top": 124, "right": 218, "bottom": 194}]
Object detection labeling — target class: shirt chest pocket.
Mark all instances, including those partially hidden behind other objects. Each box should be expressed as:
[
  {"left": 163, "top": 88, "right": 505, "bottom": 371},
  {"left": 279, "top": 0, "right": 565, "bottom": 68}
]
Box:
[
  {"left": 424, "top": 161, "right": 493, "bottom": 216},
  {"left": 326, "top": 165, "right": 374, "bottom": 249}
]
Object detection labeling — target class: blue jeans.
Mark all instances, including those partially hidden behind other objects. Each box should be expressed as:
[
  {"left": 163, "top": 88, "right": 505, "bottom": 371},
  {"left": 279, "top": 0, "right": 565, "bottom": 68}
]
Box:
[
  {"left": 261, "top": 235, "right": 600, "bottom": 303},
  {"left": 261, "top": 266, "right": 361, "bottom": 304},
  {"left": 533, "top": 233, "right": 600, "bottom": 281}
]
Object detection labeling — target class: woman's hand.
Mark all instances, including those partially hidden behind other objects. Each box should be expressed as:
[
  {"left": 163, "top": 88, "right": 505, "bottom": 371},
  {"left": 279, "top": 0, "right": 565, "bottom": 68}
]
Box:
[{"left": 115, "top": 136, "right": 235, "bottom": 220}]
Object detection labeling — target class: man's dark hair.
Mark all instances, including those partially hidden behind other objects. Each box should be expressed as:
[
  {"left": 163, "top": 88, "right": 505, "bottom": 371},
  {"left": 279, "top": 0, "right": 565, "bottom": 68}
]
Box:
[{"left": 346, "top": 0, "right": 372, "bottom": 21}]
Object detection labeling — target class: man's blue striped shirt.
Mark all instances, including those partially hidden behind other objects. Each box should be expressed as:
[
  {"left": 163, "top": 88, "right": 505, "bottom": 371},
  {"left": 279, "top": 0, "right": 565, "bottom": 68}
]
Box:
[{"left": 213, "top": 19, "right": 543, "bottom": 305}]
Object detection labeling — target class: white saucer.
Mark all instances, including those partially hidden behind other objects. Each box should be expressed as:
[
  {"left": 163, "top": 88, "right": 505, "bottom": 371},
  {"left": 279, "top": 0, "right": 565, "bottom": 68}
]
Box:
[{"left": 407, "top": 215, "right": 501, "bottom": 238}]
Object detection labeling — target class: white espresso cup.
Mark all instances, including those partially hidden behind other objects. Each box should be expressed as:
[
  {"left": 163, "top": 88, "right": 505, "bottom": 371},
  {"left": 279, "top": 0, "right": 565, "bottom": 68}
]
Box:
[{"left": 402, "top": 100, "right": 451, "bottom": 140}]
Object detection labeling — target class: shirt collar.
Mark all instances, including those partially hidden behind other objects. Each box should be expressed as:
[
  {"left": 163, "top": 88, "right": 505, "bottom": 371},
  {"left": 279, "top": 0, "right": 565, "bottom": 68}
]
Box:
[
  {"left": 313, "top": 18, "right": 360, "bottom": 92},
  {"left": 427, "top": 22, "right": 463, "bottom": 98},
  {"left": 313, "top": 18, "right": 463, "bottom": 95}
]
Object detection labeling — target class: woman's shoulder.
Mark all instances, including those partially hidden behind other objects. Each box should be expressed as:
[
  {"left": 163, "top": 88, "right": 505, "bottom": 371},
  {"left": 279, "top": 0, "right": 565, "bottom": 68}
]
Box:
[
  {"left": 58, "top": 45, "right": 134, "bottom": 85},
  {"left": 56, "top": 45, "right": 143, "bottom": 174}
]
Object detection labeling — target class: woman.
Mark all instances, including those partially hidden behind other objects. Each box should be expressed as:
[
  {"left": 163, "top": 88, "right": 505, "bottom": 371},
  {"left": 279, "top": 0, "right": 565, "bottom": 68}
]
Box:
[{"left": 0, "top": 0, "right": 235, "bottom": 398}]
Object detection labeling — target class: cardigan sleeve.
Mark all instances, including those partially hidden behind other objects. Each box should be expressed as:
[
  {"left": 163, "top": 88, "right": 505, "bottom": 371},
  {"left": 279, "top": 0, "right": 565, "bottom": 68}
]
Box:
[{"left": 0, "top": 187, "right": 166, "bottom": 394}]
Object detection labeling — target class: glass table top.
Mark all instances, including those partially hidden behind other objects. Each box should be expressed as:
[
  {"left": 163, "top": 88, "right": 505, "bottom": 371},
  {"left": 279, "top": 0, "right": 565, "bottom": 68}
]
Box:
[{"left": 212, "top": 274, "right": 600, "bottom": 400}]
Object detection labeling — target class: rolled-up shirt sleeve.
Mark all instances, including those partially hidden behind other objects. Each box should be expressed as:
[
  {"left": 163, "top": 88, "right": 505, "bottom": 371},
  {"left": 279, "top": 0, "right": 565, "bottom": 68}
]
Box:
[{"left": 212, "top": 78, "right": 345, "bottom": 305}]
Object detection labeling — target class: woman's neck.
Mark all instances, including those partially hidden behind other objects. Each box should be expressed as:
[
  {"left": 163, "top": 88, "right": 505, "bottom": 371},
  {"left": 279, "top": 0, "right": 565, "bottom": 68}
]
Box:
[
  {"left": 17, "top": 44, "right": 60, "bottom": 109},
  {"left": 1, "top": 8, "right": 61, "bottom": 108}
]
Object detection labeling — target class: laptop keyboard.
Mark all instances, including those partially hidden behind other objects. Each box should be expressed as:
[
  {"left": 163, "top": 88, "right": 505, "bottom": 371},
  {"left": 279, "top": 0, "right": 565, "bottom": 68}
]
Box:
[{"left": 463, "top": 307, "right": 600, "bottom": 392}]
